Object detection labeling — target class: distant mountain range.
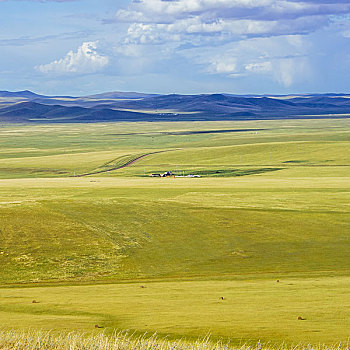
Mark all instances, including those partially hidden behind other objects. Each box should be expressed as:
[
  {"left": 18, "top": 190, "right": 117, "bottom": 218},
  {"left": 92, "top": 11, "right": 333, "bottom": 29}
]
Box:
[{"left": 0, "top": 90, "right": 350, "bottom": 123}]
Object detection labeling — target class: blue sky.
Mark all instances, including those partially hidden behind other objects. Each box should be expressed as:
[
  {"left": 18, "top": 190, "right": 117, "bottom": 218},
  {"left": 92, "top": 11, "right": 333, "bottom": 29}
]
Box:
[{"left": 1, "top": 0, "right": 350, "bottom": 95}]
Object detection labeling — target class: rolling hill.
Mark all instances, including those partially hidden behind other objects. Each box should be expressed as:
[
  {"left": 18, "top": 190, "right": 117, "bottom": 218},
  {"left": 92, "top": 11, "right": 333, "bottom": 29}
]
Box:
[
  {"left": 0, "top": 117, "right": 349, "bottom": 345},
  {"left": 1, "top": 90, "right": 350, "bottom": 123}
]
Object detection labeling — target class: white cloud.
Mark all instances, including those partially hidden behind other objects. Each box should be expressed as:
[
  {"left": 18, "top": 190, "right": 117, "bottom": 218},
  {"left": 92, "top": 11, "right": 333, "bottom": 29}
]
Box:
[
  {"left": 122, "top": 17, "right": 286, "bottom": 47},
  {"left": 97, "top": 0, "right": 348, "bottom": 92},
  {"left": 182, "top": 34, "right": 312, "bottom": 86},
  {"left": 209, "top": 57, "right": 238, "bottom": 74},
  {"left": 125, "top": 23, "right": 181, "bottom": 44},
  {"left": 124, "top": 17, "right": 271, "bottom": 46},
  {"left": 115, "top": 0, "right": 350, "bottom": 33},
  {"left": 37, "top": 41, "right": 109, "bottom": 74},
  {"left": 168, "top": 17, "right": 277, "bottom": 35},
  {"left": 114, "top": 0, "right": 340, "bottom": 49},
  {"left": 126, "top": 0, "right": 350, "bottom": 19}
]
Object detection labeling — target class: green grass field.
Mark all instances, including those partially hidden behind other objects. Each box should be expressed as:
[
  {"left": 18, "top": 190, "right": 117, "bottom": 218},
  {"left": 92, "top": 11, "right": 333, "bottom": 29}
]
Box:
[{"left": 0, "top": 118, "right": 349, "bottom": 346}]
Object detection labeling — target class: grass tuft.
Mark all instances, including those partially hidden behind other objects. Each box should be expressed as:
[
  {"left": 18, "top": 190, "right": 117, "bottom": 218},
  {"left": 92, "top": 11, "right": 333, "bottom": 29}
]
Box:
[{"left": 0, "top": 331, "right": 348, "bottom": 350}]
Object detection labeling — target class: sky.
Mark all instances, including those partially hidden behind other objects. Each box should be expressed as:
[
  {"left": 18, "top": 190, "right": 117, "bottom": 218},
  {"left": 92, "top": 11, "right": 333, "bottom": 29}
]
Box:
[{"left": 1, "top": 0, "right": 350, "bottom": 96}]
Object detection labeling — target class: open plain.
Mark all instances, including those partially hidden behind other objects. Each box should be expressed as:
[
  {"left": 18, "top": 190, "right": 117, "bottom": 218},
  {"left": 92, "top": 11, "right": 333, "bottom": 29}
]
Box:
[{"left": 0, "top": 118, "right": 349, "bottom": 346}]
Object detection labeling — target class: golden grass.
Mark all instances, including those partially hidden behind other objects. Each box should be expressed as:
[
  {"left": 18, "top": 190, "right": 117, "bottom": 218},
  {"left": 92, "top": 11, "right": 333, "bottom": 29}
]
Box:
[
  {"left": 0, "top": 119, "right": 349, "bottom": 345},
  {"left": 0, "top": 330, "right": 348, "bottom": 350}
]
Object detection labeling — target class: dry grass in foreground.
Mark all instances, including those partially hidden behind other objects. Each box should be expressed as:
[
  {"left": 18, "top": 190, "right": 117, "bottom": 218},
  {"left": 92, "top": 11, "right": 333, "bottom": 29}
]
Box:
[{"left": 0, "top": 331, "right": 348, "bottom": 350}]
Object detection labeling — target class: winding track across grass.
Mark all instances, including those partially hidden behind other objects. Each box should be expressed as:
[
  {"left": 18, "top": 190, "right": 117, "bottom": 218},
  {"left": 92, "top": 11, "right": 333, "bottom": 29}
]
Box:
[{"left": 77, "top": 150, "right": 176, "bottom": 177}]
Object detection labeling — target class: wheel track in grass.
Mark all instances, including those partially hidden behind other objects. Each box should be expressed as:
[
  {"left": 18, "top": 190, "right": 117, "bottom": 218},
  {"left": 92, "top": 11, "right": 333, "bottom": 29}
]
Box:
[{"left": 76, "top": 149, "right": 178, "bottom": 177}]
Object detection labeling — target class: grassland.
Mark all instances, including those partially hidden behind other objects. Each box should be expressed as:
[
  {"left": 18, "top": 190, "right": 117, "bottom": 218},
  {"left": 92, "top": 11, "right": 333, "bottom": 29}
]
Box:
[
  {"left": 1, "top": 331, "right": 348, "bottom": 350},
  {"left": 1, "top": 276, "right": 350, "bottom": 345},
  {"left": 1, "top": 331, "right": 350, "bottom": 350},
  {"left": 0, "top": 118, "right": 349, "bottom": 346}
]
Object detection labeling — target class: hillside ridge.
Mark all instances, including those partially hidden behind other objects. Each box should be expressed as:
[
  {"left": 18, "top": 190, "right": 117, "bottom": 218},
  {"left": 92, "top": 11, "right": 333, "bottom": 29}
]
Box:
[{"left": 1, "top": 90, "right": 350, "bottom": 123}]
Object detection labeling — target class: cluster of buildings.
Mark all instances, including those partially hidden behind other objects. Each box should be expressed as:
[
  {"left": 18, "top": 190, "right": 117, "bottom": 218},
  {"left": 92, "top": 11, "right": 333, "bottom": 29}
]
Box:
[{"left": 149, "top": 171, "right": 200, "bottom": 178}]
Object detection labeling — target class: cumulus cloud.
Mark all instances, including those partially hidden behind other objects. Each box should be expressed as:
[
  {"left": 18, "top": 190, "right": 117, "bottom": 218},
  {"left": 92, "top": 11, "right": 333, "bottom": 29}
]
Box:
[
  {"left": 184, "top": 33, "right": 311, "bottom": 86},
  {"left": 106, "top": 0, "right": 349, "bottom": 89},
  {"left": 125, "top": 23, "right": 181, "bottom": 44},
  {"left": 37, "top": 41, "right": 109, "bottom": 74},
  {"left": 207, "top": 54, "right": 309, "bottom": 86},
  {"left": 124, "top": 0, "right": 350, "bottom": 21},
  {"left": 208, "top": 57, "right": 238, "bottom": 74},
  {"left": 113, "top": 0, "right": 350, "bottom": 45}
]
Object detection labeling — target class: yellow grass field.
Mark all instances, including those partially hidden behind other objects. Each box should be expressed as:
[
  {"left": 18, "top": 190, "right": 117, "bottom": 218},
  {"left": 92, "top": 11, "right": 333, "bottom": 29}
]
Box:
[{"left": 0, "top": 118, "right": 349, "bottom": 346}]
